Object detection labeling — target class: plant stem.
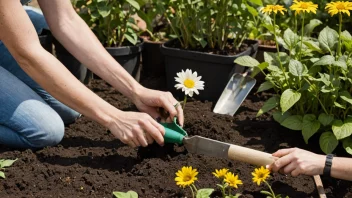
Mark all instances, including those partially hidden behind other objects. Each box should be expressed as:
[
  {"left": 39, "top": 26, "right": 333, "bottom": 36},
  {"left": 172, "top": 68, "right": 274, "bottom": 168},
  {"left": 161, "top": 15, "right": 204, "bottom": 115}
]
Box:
[
  {"left": 299, "top": 12, "right": 305, "bottom": 60},
  {"left": 182, "top": 95, "right": 187, "bottom": 110},
  {"left": 264, "top": 181, "right": 276, "bottom": 198},
  {"left": 273, "top": 14, "right": 290, "bottom": 88},
  {"left": 189, "top": 185, "right": 195, "bottom": 198},
  {"left": 337, "top": 13, "right": 342, "bottom": 58}
]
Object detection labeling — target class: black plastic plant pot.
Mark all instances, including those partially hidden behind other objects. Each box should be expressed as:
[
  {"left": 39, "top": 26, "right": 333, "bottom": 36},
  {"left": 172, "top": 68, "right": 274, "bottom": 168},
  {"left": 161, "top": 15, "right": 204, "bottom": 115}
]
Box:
[
  {"left": 106, "top": 38, "right": 144, "bottom": 79},
  {"left": 141, "top": 38, "right": 165, "bottom": 76},
  {"left": 39, "top": 29, "right": 53, "bottom": 53},
  {"left": 53, "top": 38, "right": 88, "bottom": 83},
  {"left": 161, "top": 39, "right": 259, "bottom": 102}
]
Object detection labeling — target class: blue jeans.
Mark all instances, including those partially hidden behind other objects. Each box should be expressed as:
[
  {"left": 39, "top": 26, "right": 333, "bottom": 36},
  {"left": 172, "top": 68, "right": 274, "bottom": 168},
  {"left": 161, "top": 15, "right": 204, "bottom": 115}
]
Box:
[{"left": 0, "top": 7, "right": 80, "bottom": 149}]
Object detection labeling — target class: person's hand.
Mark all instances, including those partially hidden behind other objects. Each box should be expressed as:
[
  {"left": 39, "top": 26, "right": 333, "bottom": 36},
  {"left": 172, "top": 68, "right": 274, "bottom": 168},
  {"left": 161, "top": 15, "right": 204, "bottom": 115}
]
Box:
[
  {"left": 132, "top": 87, "right": 184, "bottom": 126},
  {"left": 267, "top": 148, "right": 325, "bottom": 177},
  {"left": 107, "top": 110, "right": 165, "bottom": 148},
  {"left": 131, "top": 14, "right": 147, "bottom": 31}
]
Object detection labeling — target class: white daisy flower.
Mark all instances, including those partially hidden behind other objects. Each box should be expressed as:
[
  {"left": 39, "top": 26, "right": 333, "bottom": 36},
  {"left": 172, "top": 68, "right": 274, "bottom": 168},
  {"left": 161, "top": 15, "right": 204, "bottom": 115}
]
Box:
[{"left": 174, "top": 69, "right": 205, "bottom": 97}]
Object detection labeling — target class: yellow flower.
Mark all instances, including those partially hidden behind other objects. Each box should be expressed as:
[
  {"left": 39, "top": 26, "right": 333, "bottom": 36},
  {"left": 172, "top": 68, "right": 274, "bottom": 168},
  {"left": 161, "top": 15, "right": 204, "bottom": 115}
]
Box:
[
  {"left": 325, "top": 1, "right": 352, "bottom": 16},
  {"left": 224, "top": 172, "right": 243, "bottom": 189},
  {"left": 175, "top": 166, "right": 198, "bottom": 188},
  {"left": 252, "top": 166, "right": 270, "bottom": 186},
  {"left": 290, "top": 0, "right": 318, "bottom": 15},
  {"left": 212, "top": 168, "right": 229, "bottom": 179},
  {"left": 260, "top": 5, "right": 287, "bottom": 15}
]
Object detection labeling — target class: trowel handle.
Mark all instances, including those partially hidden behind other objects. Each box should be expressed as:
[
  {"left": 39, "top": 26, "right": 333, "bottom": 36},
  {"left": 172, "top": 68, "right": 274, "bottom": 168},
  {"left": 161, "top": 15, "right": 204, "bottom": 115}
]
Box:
[{"left": 228, "top": 144, "right": 278, "bottom": 166}]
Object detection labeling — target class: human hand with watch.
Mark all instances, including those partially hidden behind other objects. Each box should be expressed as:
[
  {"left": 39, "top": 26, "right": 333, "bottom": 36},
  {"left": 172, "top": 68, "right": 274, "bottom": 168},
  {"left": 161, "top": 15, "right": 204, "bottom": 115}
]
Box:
[{"left": 267, "top": 148, "right": 352, "bottom": 181}]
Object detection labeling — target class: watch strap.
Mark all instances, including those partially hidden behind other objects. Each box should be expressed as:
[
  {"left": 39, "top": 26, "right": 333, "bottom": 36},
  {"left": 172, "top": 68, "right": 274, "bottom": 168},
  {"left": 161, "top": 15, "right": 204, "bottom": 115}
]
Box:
[{"left": 323, "top": 154, "right": 334, "bottom": 176}]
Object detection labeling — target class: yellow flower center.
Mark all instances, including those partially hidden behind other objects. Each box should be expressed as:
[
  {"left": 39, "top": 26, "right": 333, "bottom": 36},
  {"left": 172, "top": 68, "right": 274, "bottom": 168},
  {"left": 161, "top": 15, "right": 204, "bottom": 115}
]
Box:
[
  {"left": 300, "top": 2, "right": 309, "bottom": 9},
  {"left": 184, "top": 175, "right": 192, "bottom": 181},
  {"left": 184, "top": 79, "right": 195, "bottom": 88},
  {"left": 257, "top": 172, "right": 265, "bottom": 178},
  {"left": 336, "top": 3, "right": 345, "bottom": 10}
]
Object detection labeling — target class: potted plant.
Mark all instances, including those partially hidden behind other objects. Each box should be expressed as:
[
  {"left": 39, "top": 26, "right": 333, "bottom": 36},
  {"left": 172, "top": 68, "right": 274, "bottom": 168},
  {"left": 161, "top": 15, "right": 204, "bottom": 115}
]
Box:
[
  {"left": 238, "top": 1, "right": 352, "bottom": 155},
  {"left": 138, "top": 0, "right": 172, "bottom": 76},
  {"left": 160, "top": 0, "right": 261, "bottom": 101},
  {"left": 71, "top": 0, "right": 143, "bottom": 79}
]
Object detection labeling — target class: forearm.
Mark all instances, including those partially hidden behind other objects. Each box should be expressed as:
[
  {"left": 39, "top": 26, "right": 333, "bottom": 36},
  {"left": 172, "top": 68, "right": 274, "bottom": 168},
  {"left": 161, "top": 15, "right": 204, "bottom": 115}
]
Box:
[
  {"left": 45, "top": 9, "right": 143, "bottom": 101},
  {"left": 17, "top": 46, "right": 118, "bottom": 127},
  {"left": 331, "top": 157, "right": 352, "bottom": 181}
]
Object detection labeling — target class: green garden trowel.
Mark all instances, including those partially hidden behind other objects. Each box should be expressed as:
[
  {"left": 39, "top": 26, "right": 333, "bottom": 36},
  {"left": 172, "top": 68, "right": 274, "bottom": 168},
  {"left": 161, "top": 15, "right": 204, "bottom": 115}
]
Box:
[{"left": 161, "top": 118, "right": 277, "bottom": 166}]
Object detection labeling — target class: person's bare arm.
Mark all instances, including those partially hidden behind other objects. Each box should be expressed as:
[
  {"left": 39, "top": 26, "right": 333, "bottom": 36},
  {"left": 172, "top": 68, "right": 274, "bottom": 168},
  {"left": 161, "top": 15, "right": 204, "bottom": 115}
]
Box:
[
  {"left": 0, "top": 0, "right": 164, "bottom": 147},
  {"left": 37, "top": 0, "right": 184, "bottom": 125},
  {"left": 268, "top": 148, "right": 352, "bottom": 181}
]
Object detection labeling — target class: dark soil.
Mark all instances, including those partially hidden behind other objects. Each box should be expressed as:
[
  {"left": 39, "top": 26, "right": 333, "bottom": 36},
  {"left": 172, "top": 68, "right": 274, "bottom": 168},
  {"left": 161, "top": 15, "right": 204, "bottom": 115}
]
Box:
[
  {"left": 171, "top": 39, "right": 249, "bottom": 56},
  {"left": 1, "top": 75, "right": 352, "bottom": 198},
  {"left": 258, "top": 40, "right": 276, "bottom": 47}
]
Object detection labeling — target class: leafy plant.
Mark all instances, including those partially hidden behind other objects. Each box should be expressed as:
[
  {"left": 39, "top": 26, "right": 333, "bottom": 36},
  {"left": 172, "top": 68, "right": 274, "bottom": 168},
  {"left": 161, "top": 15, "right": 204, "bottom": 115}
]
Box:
[
  {"left": 113, "top": 190, "right": 138, "bottom": 198},
  {"left": 73, "top": 0, "right": 141, "bottom": 47},
  {"left": 164, "top": 0, "right": 263, "bottom": 52},
  {"left": 137, "top": 0, "right": 172, "bottom": 42},
  {"left": 235, "top": 2, "right": 352, "bottom": 155},
  {"left": 0, "top": 158, "right": 17, "bottom": 179}
]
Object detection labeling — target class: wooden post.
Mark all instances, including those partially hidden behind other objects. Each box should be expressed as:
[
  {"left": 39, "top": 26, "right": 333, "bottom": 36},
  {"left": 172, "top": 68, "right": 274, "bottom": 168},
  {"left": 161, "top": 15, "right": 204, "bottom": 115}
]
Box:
[{"left": 313, "top": 175, "right": 326, "bottom": 198}]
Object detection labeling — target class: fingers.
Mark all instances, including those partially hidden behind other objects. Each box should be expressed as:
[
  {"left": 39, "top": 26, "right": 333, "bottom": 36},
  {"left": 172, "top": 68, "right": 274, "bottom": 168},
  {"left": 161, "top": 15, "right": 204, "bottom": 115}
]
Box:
[
  {"left": 272, "top": 148, "right": 297, "bottom": 157},
  {"left": 159, "top": 93, "right": 178, "bottom": 120},
  {"left": 139, "top": 115, "right": 165, "bottom": 146},
  {"left": 166, "top": 92, "right": 184, "bottom": 126},
  {"left": 269, "top": 153, "right": 295, "bottom": 172},
  {"left": 134, "top": 126, "right": 148, "bottom": 147}
]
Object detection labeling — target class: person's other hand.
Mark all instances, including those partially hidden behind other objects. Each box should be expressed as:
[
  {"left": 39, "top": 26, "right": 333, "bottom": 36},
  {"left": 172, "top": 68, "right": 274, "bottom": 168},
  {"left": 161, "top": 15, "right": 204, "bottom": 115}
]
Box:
[
  {"left": 267, "top": 148, "right": 325, "bottom": 177},
  {"left": 108, "top": 110, "right": 165, "bottom": 147},
  {"left": 131, "top": 14, "right": 147, "bottom": 31},
  {"left": 133, "top": 87, "right": 184, "bottom": 126}
]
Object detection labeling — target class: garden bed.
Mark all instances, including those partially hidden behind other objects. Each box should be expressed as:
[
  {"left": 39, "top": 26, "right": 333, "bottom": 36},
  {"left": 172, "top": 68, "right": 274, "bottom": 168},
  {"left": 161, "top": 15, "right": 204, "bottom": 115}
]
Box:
[{"left": 0, "top": 76, "right": 351, "bottom": 198}]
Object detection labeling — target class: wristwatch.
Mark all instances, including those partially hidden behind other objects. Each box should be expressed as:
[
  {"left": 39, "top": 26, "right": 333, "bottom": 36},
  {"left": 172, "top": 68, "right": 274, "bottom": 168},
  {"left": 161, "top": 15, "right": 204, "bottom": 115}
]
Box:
[{"left": 323, "top": 154, "right": 334, "bottom": 176}]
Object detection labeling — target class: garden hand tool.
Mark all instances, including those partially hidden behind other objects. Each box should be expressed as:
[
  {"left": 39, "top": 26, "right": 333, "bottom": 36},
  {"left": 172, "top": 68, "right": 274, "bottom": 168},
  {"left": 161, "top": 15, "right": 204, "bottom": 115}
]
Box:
[
  {"left": 161, "top": 118, "right": 277, "bottom": 166},
  {"left": 213, "top": 69, "right": 256, "bottom": 116}
]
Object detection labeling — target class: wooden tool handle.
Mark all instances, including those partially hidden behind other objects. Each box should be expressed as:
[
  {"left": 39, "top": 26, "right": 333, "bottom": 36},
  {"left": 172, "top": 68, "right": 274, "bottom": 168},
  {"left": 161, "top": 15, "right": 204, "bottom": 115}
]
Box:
[{"left": 228, "top": 144, "right": 278, "bottom": 166}]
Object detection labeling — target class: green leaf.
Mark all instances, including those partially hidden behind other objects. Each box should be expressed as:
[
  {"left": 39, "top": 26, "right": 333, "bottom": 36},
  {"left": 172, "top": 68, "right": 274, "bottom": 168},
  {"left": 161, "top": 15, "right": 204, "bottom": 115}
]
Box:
[
  {"left": 0, "top": 159, "right": 17, "bottom": 168},
  {"left": 341, "top": 30, "right": 352, "bottom": 42},
  {"left": 257, "top": 81, "right": 274, "bottom": 93},
  {"left": 246, "top": 4, "right": 258, "bottom": 17},
  {"left": 280, "top": 89, "right": 301, "bottom": 113},
  {"left": 247, "top": 0, "right": 263, "bottom": 6},
  {"left": 304, "top": 19, "right": 322, "bottom": 36},
  {"left": 273, "top": 111, "right": 291, "bottom": 124},
  {"left": 0, "top": 171, "right": 5, "bottom": 179},
  {"left": 318, "top": 113, "right": 334, "bottom": 126},
  {"left": 313, "top": 55, "right": 335, "bottom": 66},
  {"left": 334, "top": 101, "right": 346, "bottom": 109},
  {"left": 281, "top": 115, "right": 303, "bottom": 131},
  {"left": 340, "top": 91, "right": 352, "bottom": 105},
  {"left": 234, "top": 56, "right": 260, "bottom": 67},
  {"left": 319, "top": 132, "right": 338, "bottom": 154},
  {"left": 333, "top": 57, "right": 347, "bottom": 70},
  {"left": 193, "top": 35, "right": 207, "bottom": 48},
  {"left": 196, "top": 188, "right": 214, "bottom": 198},
  {"left": 318, "top": 27, "right": 338, "bottom": 53},
  {"left": 260, "top": 191, "right": 273, "bottom": 196},
  {"left": 252, "top": 62, "right": 269, "bottom": 77},
  {"left": 332, "top": 119, "right": 352, "bottom": 140},
  {"left": 97, "top": 5, "right": 111, "bottom": 18},
  {"left": 303, "top": 40, "right": 324, "bottom": 54},
  {"left": 124, "top": 34, "right": 137, "bottom": 45},
  {"left": 257, "top": 96, "right": 279, "bottom": 117},
  {"left": 125, "top": 0, "right": 140, "bottom": 10},
  {"left": 289, "top": 60, "right": 305, "bottom": 77},
  {"left": 113, "top": 191, "right": 138, "bottom": 198},
  {"left": 302, "top": 114, "right": 321, "bottom": 144},
  {"left": 283, "top": 28, "right": 299, "bottom": 50},
  {"left": 342, "top": 137, "right": 352, "bottom": 155}
]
